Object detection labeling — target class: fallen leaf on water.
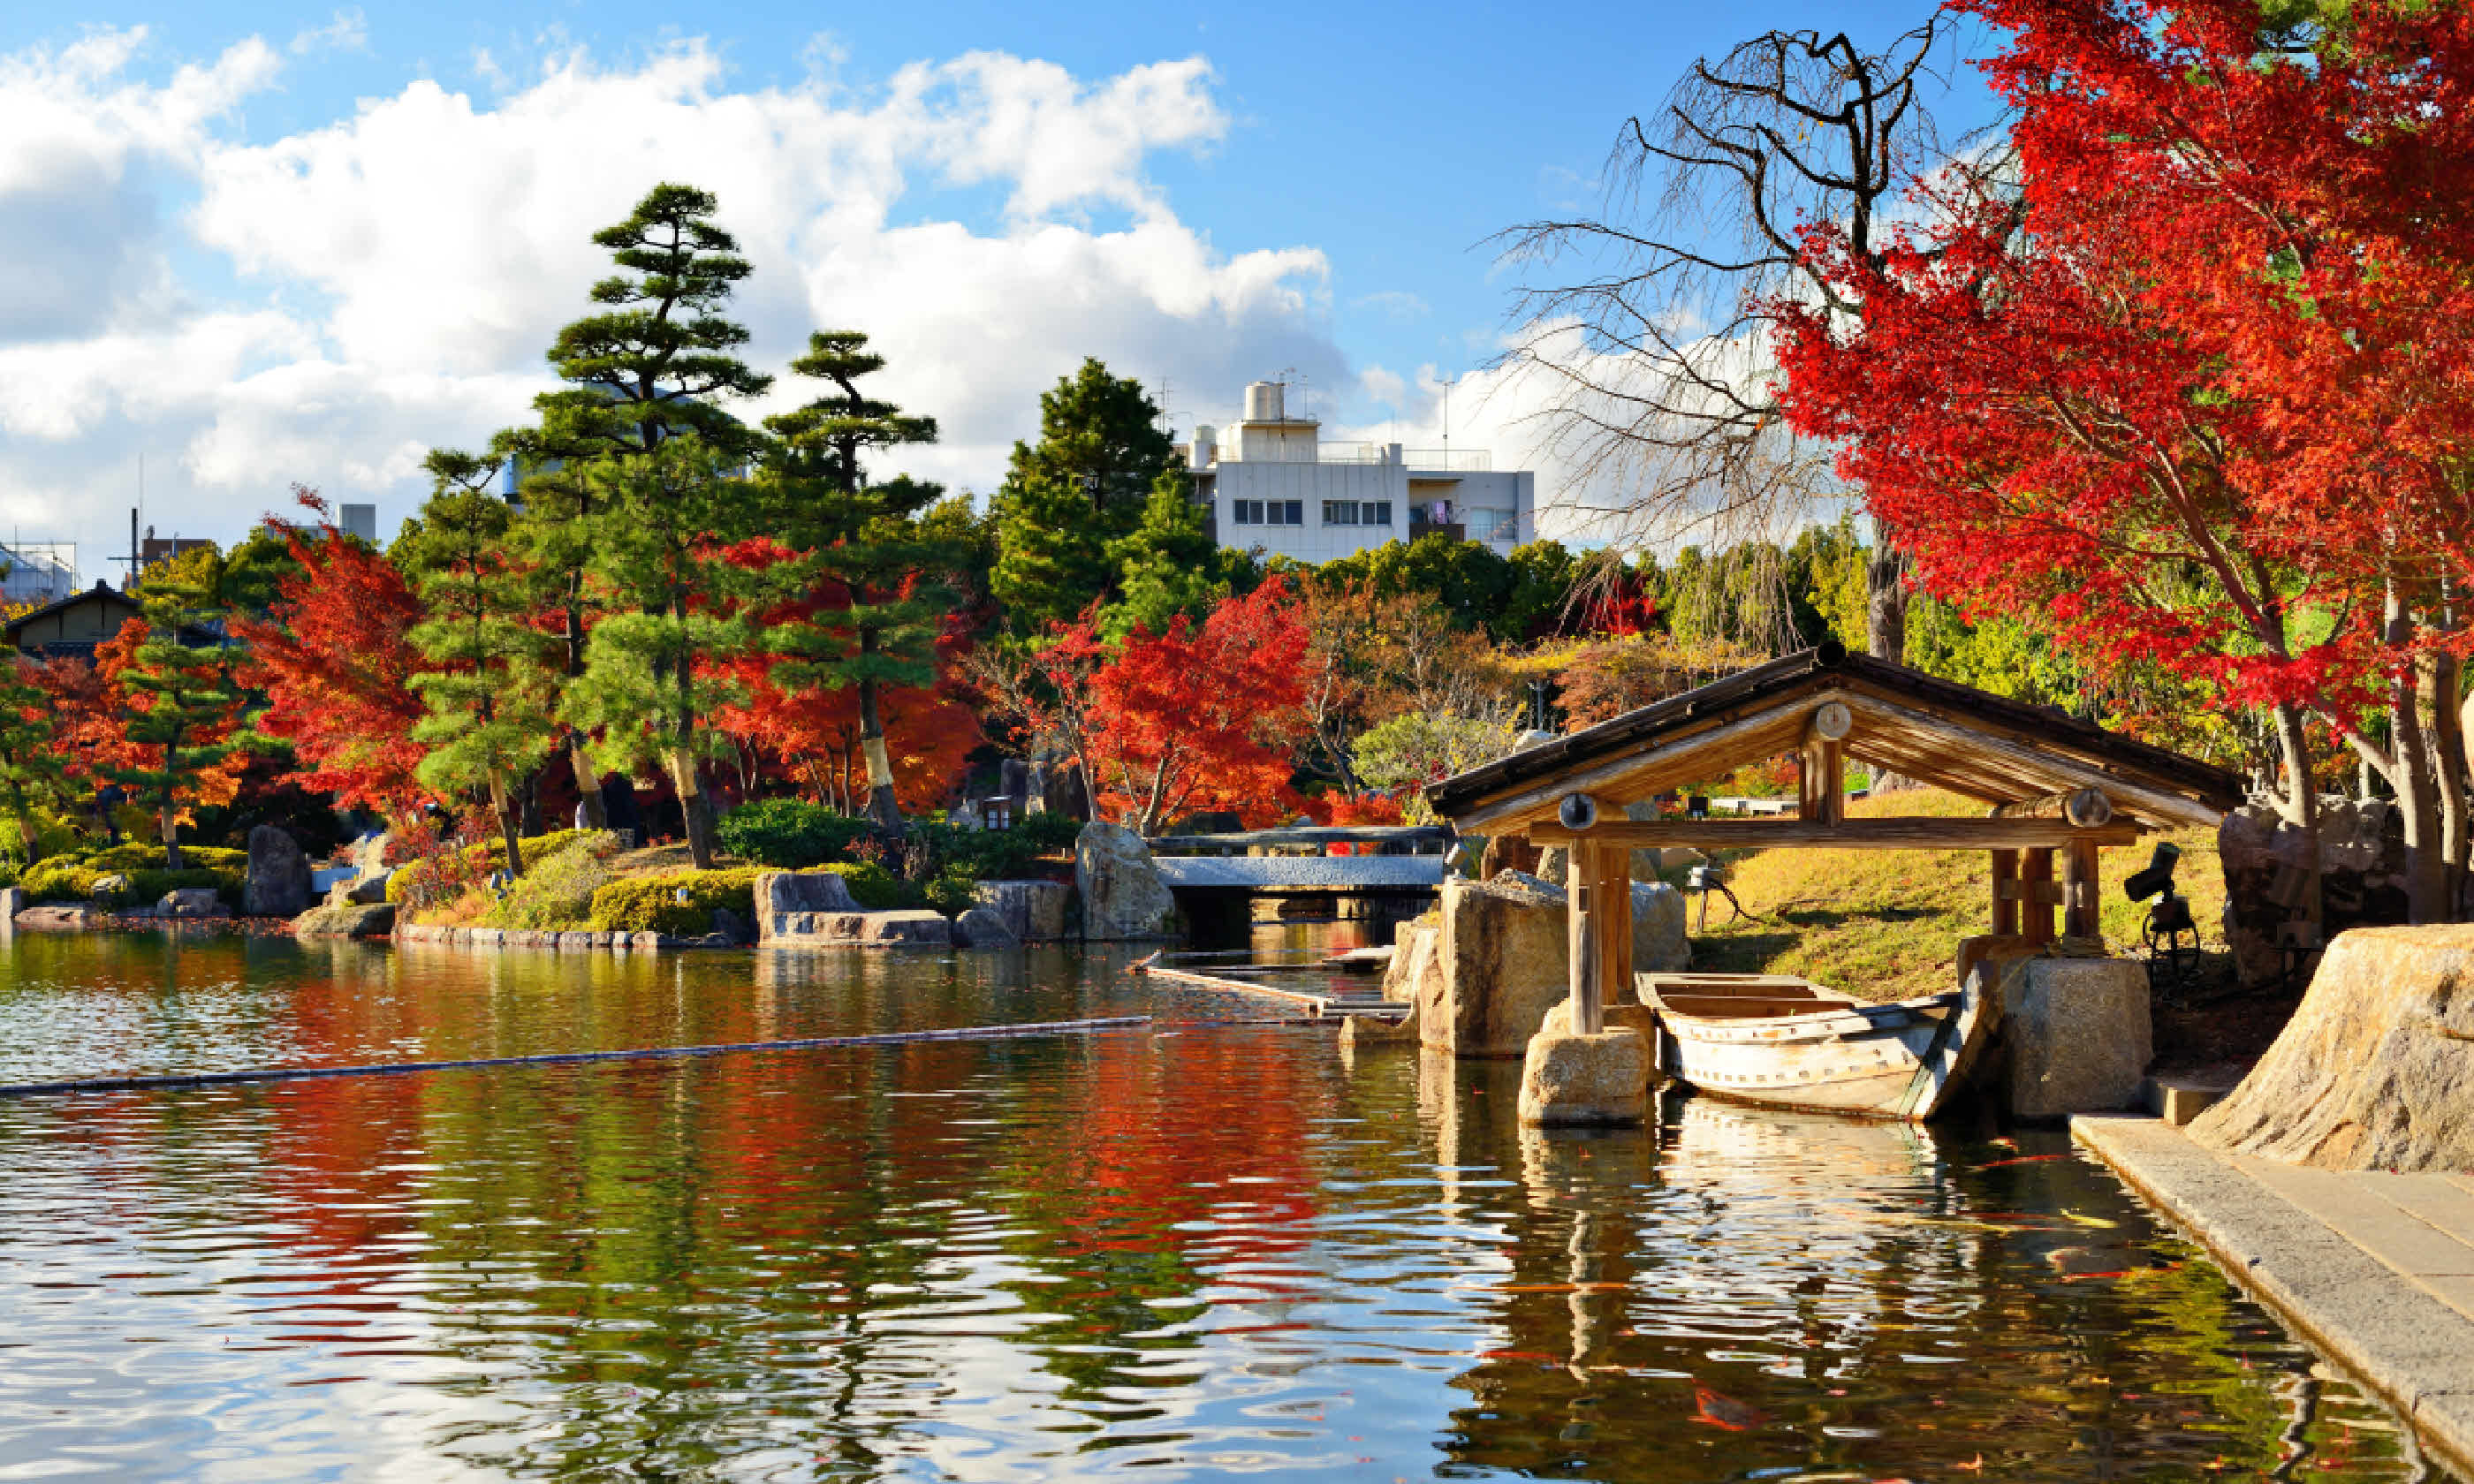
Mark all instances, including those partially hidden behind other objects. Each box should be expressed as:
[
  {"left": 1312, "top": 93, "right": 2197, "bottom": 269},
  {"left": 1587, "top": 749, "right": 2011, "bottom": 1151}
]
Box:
[
  {"left": 1692, "top": 1384, "right": 1770, "bottom": 1431},
  {"left": 1954, "top": 1456, "right": 1985, "bottom": 1473}
]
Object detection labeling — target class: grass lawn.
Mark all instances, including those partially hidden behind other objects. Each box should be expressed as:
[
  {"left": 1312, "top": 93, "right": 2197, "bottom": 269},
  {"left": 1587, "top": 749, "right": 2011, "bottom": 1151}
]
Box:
[{"left": 1685, "top": 786, "right": 2232, "bottom": 1002}]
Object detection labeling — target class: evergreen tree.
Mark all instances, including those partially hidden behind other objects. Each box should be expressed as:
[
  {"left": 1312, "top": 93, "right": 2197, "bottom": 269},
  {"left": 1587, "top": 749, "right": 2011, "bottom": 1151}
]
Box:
[
  {"left": 398, "top": 475, "right": 557, "bottom": 878},
  {"left": 564, "top": 436, "right": 764, "bottom": 869},
  {"left": 1098, "top": 468, "right": 1230, "bottom": 640},
  {"left": 763, "top": 329, "right": 954, "bottom": 834},
  {"left": 108, "top": 570, "right": 248, "bottom": 869},
  {"left": 477, "top": 181, "right": 773, "bottom": 830},
  {"left": 0, "top": 662, "right": 70, "bottom": 862},
  {"left": 990, "top": 360, "right": 1178, "bottom": 633}
]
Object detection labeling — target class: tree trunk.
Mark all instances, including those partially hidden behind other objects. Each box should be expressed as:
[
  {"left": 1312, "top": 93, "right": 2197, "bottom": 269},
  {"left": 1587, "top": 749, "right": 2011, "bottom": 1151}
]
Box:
[
  {"left": 669, "top": 747, "right": 716, "bottom": 870},
  {"left": 2383, "top": 587, "right": 2449, "bottom": 923},
  {"left": 856, "top": 670, "right": 904, "bottom": 837},
  {"left": 1864, "top": 541, "right": 1907, "bottom": 663},
  {"left": 2272, "top": 700, "right": 2323, "bottom": 948},
  {"left": 569, "top": 733, "right": 607, "bottom": 831},
  {"left": 2425, "top": 648, "right": 2466, "bottom": 917},
  {"left": 489, "top": 771, "right": 526, "bottom": 878}
]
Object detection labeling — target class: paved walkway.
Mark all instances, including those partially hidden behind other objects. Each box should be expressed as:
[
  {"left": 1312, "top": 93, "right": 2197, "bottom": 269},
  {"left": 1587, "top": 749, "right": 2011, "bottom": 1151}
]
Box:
[{"left": 2075, "top": 1114, "right": 2474, "bottom": 1479}]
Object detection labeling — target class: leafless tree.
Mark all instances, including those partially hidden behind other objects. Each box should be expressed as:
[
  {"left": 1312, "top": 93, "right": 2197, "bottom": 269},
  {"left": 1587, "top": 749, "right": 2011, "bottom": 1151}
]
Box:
[{"left": 1499, "top": 19, "right": 1977, "bottom": 662}]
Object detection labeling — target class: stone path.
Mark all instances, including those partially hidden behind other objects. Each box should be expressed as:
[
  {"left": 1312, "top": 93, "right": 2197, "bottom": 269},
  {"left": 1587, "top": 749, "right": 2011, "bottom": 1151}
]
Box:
[{"left": 2075, "top": 1114, "right": 2474, "bottom": 1479}]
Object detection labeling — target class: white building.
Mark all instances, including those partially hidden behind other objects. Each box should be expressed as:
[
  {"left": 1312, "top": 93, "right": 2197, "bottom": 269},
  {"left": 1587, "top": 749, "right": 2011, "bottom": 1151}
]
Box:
[
  {"left": 1183, "top": 381, "right": 1536, "bottom": 564},
  {"left": 0, "top": 541, "right": 77, "bottom": 606}
]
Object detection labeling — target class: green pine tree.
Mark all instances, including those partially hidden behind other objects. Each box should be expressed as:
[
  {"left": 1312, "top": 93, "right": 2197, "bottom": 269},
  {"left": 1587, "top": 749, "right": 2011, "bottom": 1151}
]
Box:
[
  {"left": 990, "top": 359, "right": 1179, "bottom": 635},
  {"left": 399, "top": 475, "right": 558, "bottom": 878},
  {"left": 108, "top": 570, "right": 248, "bottom": 870},
  {"left": 563, "top": 436, "right": 765, "bottom": 870},
  {"left": 0, "top": 662, "right": 71, "bottom": 863},
  {"left": 1098, "top": 467, "right": 1231, "bottom": 640},
  {"left": 762, "top": 329, "right": 955, "bottom": 834}
]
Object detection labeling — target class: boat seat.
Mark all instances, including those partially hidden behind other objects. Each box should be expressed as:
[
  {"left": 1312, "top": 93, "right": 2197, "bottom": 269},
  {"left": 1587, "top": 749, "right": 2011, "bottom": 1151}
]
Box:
[{"left": 1654, "top": 994, "right": 1859, "bottom": 1019}]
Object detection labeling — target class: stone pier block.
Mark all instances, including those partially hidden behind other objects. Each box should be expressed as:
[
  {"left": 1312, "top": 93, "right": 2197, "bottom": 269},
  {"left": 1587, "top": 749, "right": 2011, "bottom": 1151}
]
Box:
[
  {"left": 2005, "top": 956, "right": 2151, "bottom": 1118},
  {"left": 1518, "top": 1026, "right": 1651, "bottom": 1126}
]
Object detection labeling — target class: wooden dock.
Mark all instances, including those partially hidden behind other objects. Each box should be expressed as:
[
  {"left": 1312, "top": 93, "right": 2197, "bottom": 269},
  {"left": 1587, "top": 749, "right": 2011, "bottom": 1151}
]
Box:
[{"left": 1135, "top": 961, "right": 1407, "bottom": 1020}]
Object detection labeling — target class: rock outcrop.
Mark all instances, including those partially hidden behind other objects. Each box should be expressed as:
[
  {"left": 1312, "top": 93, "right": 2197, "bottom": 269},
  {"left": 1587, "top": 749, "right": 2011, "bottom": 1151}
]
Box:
[
  {"left": 2189, "top": 925, "right": 2474, "bottom": 1170},
  {"left": 2000, "top": 956, "right": 2151, "bottom": 1118},
  {"left": 1632, "top": 881, "right": 1690, "bottom": 973},
  {"left": 157, "top": 887, "right": 226, "bottom": 918},
  {"left": 753, "top": 870, "right": 862, "bottom": 943},
  {"left": 971, "top": 880, "right": 1072, "bottom": 941},
  {"left": 1075, "top": 822, "right": 1174, "bottom": 940},
  {"left": 1518, "top": 1026, "right": 1651, "bottom": 1126},
  {"left": 292, "top": 902, "right": 397, "bottom": 939},
  {"left": 13, "top": 904, "right": 93, "bottom": 930},
  {"left": 245, "top": 825, "right": 313, "bottom": 917},
  {"left": 952, "top": 906, "right": 1020, "bottom": 949},
  {"left": 1384, "top": 918, "right": 1444, "bottom": 1005},
  {"left": 1418, "top": 877, "right": 1571, "bottom": 1058}
]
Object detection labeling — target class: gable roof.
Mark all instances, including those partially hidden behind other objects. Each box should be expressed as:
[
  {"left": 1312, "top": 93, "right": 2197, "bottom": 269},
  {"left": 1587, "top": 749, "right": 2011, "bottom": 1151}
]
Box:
[
  {"left": 4, "top": 580, "right": 142, "bottom": 655},
  {"left": 1425, "top": 643, "right": 2245, "bottom": 833}
]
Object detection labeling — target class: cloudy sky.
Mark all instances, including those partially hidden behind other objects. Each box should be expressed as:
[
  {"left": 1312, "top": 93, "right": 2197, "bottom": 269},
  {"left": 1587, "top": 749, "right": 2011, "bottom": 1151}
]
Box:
[{"left": 2, "top": 0, "right": 1963, "bottom": 580}]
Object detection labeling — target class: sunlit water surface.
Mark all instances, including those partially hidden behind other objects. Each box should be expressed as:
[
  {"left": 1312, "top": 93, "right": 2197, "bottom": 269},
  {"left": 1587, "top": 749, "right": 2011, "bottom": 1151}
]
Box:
[{"left": 0, "top": 929, "right": 2457, "bottom": 1481}]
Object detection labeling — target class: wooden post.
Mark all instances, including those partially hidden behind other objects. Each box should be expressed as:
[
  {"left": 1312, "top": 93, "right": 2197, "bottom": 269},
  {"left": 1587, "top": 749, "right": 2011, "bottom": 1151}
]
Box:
[
  {"left": 2022, "top": 847, "right": 2056, "bottom": 946},
  {"left": 1991, "top": 848, "right": 2019, "bottom": 937},
  {"left": 1596, "top": 841, "right": 1633, "bottom": 1010},
  {"left": 2063, "top": 839, "right": 2101, "bottom": 941},
  {"left": 1568, "top": 858, "right": 1602, "bottom": 1035},
  {"left": 1802, "top": 701, "right": 1851, "bottom": 826}
]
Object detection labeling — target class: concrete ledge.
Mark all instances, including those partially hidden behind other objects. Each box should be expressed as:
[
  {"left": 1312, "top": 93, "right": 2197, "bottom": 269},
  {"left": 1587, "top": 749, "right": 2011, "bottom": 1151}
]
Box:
[{"left": 2074, "top": 1113, "right": 2474, "bottom": 1478}]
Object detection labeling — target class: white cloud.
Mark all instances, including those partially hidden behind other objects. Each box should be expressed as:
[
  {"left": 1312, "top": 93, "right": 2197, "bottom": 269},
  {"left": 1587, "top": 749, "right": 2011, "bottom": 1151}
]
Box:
[{"left": 0, "top": 32, "right": 1333, "bottom": 574}]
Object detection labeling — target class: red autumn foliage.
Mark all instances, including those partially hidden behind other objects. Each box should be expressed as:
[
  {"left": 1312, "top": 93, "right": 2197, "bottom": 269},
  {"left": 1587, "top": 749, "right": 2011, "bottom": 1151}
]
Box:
[
  {"left": 1042, "top": 579, "right": 1310, "bottom": 834},
  {"left": 42, "top": 621, "right": 247, "bottom": 820},
  {"left": 233, "top": 491, "right": 431, "bottom": 817},
  {"left": 712, "top": 540, "right": 984, "bottom": 815}
]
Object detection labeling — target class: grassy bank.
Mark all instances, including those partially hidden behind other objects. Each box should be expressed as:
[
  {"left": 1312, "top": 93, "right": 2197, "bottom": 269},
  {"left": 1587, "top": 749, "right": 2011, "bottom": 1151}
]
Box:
[{"left": 1686, "top": 788, "right": 2230, "bottom": 1002}]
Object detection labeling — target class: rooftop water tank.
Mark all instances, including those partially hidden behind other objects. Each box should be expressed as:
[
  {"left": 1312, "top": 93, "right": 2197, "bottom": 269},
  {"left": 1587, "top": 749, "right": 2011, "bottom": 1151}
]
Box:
[
  {"left": 1244, "top": 381, "right": 1285, "bottom": 422},
  {"left": 1192, "top": 424, "right": 1218, "bottom": 468}
]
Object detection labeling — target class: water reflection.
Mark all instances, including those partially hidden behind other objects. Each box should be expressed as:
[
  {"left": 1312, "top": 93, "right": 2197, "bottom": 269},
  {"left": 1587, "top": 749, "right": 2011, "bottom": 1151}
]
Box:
[{"left": 0, "top": 934, "right": 2455, "bottom": 1480}]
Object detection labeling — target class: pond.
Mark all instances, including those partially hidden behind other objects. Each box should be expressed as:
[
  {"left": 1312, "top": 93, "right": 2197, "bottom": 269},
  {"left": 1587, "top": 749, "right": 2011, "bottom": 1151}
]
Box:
[{"left": 0, "top": 929, "right": 2457, "bottom": 1481}]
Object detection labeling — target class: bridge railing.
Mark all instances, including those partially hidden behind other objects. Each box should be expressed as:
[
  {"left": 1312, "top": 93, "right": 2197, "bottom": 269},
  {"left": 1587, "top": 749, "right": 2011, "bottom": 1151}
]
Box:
[{"left": 1142, "top": 825, "right": 1455, "bottom": 857}]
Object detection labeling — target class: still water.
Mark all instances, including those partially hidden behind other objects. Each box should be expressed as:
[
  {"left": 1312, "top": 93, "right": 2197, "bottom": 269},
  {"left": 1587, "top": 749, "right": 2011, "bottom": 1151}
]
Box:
[{"left": 0, "top": 929, "right": 2456, "bottom": 1481}]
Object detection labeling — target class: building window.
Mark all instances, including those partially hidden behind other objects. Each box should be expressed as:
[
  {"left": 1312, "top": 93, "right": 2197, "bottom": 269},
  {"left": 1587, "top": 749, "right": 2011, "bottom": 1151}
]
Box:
[
  {"left": 1267, "top": 500, "right": 1303, "bottom": 526},
  {"left": 1322, "top": 500, "right": 1360, "bottom": 526},
  {"left": 1366, "top": 501, "right": 1393, "bottom": 526},
  {"left": 1232, "top": 499, "right": 1263, "bottom": 525}
]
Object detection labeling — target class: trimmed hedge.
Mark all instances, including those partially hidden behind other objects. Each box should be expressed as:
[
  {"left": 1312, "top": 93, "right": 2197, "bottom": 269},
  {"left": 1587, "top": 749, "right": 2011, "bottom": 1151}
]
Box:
[
  {"left": 20, "top": 850, "right": 243, "bottom": 906},
  {"left": 487, "top": 837, "right": 621, "bottom": 930},
  {"left": 815, "top": 860, "right": 906, "bottom": 910},
  {"left": 589, "top": 867, "right": 763, "bottom": 936},
  {"left": 715, "top": 799, "right": 871, "bottom": 868}
]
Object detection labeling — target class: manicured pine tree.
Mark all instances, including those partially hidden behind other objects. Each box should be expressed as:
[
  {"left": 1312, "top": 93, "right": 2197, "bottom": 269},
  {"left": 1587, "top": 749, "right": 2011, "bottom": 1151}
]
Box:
[
  {"left": 107, "top": 564, "right": 249, "bottom": 870},
  {"left": 990, "top": 360, "right": 1180, "bottom": 635},
  {"left": 1099, "top": 466, "right": 1234, "bottom": 640},
  {"left": 0, "top": 660, "right": 71, "bottom": 862},
  {"left": 481, "top": 181, "right": 775, "bottom": 829},
  {"left": 563, "top": 435, "right": 764, "bottom": 869},
  {"left": 398, "top": 462, "right": 557, "bottom": 877},
  {"left": 763, "top": 329, "right": 955, "bottom": 835}
]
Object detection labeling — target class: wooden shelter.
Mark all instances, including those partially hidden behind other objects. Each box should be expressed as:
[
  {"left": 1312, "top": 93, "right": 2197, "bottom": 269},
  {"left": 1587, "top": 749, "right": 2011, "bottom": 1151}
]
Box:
[{"left": 1423, "top": 643, "right": 2245, "bottom": 1035}]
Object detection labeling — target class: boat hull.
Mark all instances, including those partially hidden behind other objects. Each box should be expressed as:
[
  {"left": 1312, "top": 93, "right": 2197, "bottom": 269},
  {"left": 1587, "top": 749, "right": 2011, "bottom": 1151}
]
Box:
[{"left": 1650, "top": 977, "right": 1992, "bottom": 1121}]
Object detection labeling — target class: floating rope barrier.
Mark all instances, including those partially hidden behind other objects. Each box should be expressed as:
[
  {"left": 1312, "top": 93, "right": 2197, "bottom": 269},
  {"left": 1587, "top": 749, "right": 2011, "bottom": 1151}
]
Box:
[{"left": 0, "top": 1015, "right": 1154, "bottom": 1100}]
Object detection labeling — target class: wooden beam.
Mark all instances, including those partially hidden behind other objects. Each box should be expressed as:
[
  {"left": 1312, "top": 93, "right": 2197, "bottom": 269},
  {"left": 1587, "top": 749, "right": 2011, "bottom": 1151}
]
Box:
[
  {"left": 1839, "top": 691, "right": 2226, "bottom": 830},
  {"left": 2022, "top": 848, "right": 2055, "bottom": 945},
  {"left": 2063, "top": 838, "right": 2102, "bottom": 940},
  {"left": 1991, "top": 788, "right": 2114, "bottom": 828},
  {"left": 1595, "top": 842, "right": 1632, "bottom": 1014},
  {"left": 1802, "top": 704, "right": 1848, "bottom": 828},
  {"left": 1525, "top": 817, "right": 2140, "bottom": 852},
  {"left": 1569, "top": 862, "right": 1603, "bottom": 1035},
  {"left": 1445, "top": 698, "right": 1824, "bottom": 833},
  {"left": 1991, "top": 848, "right": 2018, "bottom": 937}
]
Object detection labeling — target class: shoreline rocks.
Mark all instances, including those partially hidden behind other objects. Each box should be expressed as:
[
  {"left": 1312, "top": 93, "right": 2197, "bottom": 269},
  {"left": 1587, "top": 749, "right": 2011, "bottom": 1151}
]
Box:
[
  {"left": 1075, "top": 822, "right": 1175, "bottom": 940},
  {"left": 245, "top": 825, "right": 313, "bottom": 917}
]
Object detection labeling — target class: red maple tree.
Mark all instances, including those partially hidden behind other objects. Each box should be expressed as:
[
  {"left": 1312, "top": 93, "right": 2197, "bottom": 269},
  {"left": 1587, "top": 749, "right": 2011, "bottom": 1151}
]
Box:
[
  {"left": 233, "top": 491, "right": 431, "bottom": 818},
  {"left": 1043, "top": 579, "right": 1310, "bottom": 834},
  {"left": 1778, "top": 0, "right": 2474, "bottom": 918}
]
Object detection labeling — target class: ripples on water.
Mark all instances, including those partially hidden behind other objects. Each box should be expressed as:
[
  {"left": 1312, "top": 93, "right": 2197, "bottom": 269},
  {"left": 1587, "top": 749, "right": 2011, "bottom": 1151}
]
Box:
[{"left": 0, "top": 931, "right": 2455, "bottom": 1480}]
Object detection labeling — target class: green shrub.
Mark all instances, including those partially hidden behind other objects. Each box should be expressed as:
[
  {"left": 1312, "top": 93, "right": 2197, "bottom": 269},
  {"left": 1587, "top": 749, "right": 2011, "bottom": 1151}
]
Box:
[
  {"left": 22, "top": 857, "right": 99, "bottom": 902},
  {"left": 922, "top": 863, "right": 980, "bottom": 918},
  {"left": 816, "top": 860, "right": 909, "bottom": 910},
  {"left": 487, "top": 837, "right": 620, "bottom": 930},
  {"left": 715, "top": 799, "right": 870, "bottom": 867},
  {"left": 588, "top": 867, "right": 763, "bottom": 936}
]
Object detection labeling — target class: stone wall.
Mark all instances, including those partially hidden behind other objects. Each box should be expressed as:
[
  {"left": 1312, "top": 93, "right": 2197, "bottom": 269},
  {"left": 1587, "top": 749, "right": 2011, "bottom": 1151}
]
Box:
[{"left": 2220, "top": 795, "right": 2412, "bottom": 988}]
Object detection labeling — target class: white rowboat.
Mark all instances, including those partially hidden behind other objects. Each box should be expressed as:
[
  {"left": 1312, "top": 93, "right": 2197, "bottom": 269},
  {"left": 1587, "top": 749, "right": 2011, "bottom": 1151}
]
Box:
[{"left": 1640, "top": 969, "right": 1996, "bottom": 1121}]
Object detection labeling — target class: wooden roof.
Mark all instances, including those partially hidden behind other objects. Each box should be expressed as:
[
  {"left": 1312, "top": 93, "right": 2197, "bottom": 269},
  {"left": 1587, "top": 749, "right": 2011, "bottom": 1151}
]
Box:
[{"left": 1425, "top": 643, "right": 2244, "bottom": 834}]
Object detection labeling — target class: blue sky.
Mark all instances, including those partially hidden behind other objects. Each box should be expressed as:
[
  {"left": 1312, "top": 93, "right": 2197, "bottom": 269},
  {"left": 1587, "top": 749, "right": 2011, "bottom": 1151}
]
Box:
[{"left": 0, "top": 1, "right": 1998, "bottom": 576}]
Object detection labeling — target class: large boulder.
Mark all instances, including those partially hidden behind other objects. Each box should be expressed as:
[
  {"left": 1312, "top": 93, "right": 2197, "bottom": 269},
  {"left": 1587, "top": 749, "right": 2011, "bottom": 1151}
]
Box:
[
  {"left": 1633, "top": 881, "right": 1689, "bottom": 973},
  {"left": 1518, "top": 1026, "right": 1651, "bottom": 1126},
  {"left": 1075, "top": 822, "right": 1175, "bottom": 940},
  {"left": 1383, "top": 920, "right": 1444, "bottom": 1005},
  {"left": 952, "top": 906, "right": 1020, "bottom": 949},
  {"left": 1418, "top": 876, "right": 1571, "bottom": 1058},
  {"left": 158, "top": 887, "right": 226, "bottom": 918},
  {"left": 753, "top": 870, "right": 862, "bottom": 942},
  {"left": 292, "top": 902, "right": 397, "bottom": 939},
  {"left": 972, "top": 880, "right": 1073, "bottom": 942},
  {"left": 2189, "top": 925, "right": 2474, "bottom": 1171},
  {"left": 0, "top": 886, "right": 20, "bottom": 928},
  {"left": 13, "top": 904, "right": 93, "bottom": 931},
  {"left": 245, "top": 824, "right": 313, "bottom": 917},
  {"left": 763, "top": 908, "right": 953, "bottom": 949},
  {"left": 2001, "top": 955, "right": 2151, "bottom": 1118}
]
